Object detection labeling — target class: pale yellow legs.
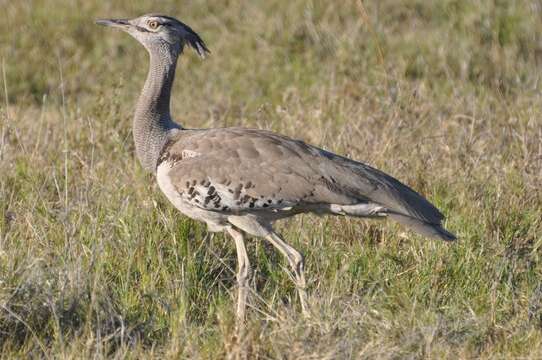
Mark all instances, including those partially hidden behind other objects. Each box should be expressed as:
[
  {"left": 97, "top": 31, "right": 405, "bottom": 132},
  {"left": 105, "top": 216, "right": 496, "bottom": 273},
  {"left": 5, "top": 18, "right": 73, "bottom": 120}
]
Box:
[
  {"left": 227, "top": 227, "right": 251, "bottom": 321},
  {"left": 265, "top": 232, "right": 309, "bottom": 316},
  {"left": 227, "top": 227, "right": 309, "bottom": 321}
]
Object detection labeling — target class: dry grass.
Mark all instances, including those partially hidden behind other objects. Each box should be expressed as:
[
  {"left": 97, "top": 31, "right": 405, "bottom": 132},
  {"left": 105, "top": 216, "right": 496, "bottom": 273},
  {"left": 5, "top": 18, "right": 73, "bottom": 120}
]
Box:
[{"left": 1, "top": 0, "right": 541, "bottom": 358}]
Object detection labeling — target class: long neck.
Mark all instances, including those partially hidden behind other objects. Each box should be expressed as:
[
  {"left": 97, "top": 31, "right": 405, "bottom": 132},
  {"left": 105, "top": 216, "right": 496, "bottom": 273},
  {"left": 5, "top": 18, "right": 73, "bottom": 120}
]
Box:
[{"left": 133, "top": 46, "right": 181, "bottom": 172}]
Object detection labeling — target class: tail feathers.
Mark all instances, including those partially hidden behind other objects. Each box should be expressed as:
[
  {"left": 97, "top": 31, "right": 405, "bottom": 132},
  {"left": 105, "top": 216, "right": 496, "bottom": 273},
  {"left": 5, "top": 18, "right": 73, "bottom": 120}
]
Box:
[{"left": 388, "top": 213, "right": 456, "bottom": 241}]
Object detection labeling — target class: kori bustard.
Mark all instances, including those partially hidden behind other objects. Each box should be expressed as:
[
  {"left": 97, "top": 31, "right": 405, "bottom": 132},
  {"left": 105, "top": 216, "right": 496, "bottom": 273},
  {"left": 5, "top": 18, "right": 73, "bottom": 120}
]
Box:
[{"left": 97, "top": 14, "right": 455, "bottom": 320}]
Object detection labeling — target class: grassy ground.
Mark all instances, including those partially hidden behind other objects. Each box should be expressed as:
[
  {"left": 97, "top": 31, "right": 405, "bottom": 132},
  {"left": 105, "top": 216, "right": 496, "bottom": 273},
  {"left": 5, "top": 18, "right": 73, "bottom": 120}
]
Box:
[{"left": 1, "top": 0, "right": 541, "bottom": 358}]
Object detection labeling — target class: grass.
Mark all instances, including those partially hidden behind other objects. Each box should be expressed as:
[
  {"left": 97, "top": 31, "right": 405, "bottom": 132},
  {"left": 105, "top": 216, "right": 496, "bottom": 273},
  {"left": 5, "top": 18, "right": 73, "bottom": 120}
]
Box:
[{"left": 1, "top": 0, "right": 541, "bottom": 358}]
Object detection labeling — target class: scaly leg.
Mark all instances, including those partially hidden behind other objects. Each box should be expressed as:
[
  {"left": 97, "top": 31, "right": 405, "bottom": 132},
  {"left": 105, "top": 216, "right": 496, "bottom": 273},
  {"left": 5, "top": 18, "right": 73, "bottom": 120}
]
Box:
[
  {"left": 227, "top": 226, "right": 251, "bottom": 322},
  {"left": 265, "top": 232, "right": 309, "bottom": 316}
]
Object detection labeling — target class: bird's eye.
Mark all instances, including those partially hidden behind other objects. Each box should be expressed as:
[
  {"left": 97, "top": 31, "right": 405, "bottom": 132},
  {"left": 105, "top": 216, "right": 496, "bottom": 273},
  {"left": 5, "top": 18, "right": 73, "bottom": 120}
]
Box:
[{"left": 148, "top": 21, "right": 159, "bottom": 30}]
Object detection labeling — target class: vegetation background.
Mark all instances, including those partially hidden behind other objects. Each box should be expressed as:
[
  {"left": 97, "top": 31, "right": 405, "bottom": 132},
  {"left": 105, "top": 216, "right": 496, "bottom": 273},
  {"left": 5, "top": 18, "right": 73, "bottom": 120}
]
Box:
[{"left": 1, "top": 0, "right": 541, "bottom": 358}]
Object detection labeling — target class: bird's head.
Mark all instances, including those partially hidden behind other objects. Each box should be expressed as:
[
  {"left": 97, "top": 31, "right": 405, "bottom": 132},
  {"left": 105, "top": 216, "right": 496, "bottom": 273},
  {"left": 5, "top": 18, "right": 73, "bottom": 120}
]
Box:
[{"left": 96, "top": 14, "right": 209, "bottom": 59}]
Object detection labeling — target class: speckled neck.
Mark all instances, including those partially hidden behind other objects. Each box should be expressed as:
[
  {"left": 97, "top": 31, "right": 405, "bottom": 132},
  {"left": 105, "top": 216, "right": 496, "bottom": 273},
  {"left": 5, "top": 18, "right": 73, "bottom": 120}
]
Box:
[{"left": 133, "top": 43, "right": 181, "bottom": 172}]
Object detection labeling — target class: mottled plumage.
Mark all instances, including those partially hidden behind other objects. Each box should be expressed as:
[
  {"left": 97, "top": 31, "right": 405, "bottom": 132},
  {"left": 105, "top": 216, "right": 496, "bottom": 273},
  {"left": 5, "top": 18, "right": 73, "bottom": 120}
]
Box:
[
  {"left": 156, "top": 127, "right": 454, "bottom": 240},
  {"left": 98, "top": 14, "right": 455, "bottom": 322}
]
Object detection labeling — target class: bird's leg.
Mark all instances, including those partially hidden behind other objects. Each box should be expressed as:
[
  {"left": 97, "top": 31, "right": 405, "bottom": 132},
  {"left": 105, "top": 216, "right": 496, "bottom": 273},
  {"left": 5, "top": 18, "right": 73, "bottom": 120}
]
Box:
[
  {"left": 227, "top": 227, "right": 251, "bottom": 323},
  {"left": 265, "top": 232, "right": 309, "bottom": 316}
]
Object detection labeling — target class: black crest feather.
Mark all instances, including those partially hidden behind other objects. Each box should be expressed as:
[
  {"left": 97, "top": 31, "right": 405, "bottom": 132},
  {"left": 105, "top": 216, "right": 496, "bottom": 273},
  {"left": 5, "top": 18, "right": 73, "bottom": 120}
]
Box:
[
  {"left": 178, "top": 22, "right": 210, "bottom": 58},
  {"left": 141, "top": 14, "right": 210, "bottom": 58}
]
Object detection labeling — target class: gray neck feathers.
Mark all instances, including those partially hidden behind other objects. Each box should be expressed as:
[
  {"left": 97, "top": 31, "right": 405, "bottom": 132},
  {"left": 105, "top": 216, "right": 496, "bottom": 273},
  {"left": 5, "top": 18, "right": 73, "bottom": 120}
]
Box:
[{"left": 133, "top": 43, "right": 181, "bottom": 172}]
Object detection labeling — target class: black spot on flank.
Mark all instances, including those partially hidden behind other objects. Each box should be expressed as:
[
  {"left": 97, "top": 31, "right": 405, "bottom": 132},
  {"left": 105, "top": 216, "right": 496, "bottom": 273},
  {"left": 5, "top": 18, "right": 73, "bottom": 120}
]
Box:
[
  {"left": 228, "top": 189, "right": 234, "bottom": 193},
  {"left": 245, "top": 181, "right": 252, "bottom": 189},
  {"left": 249, "top": 203, "right": 254, "bottom": 208},
  {"left": 192, "top": 180, "right": 197, "bottom": 186},
  {"left": 156, "top": 138, "right": 176, "bottom": 169},
  {"left": 222, "top": 206, "right": 229, "bottom": 211},
  {"left": 278, "top": 199, "right": 283, "bottom": 204},
  {"left": 169, "top": 153, "right": 183, "bottom": 164},
  {"left": 208, "top": 186, "right": 216, "bottom": 195},
  {"left": 188, "top": 187, "right": 194, "bottom": 195},
  {"left": 185, "top": 181, "right": 190, "bottom": 188},
  {"left": 263, "top": 203, "right": 269, "bottom": 208},
  {"left": 267, "top": 199, "right": 272, "bottom": 204},
  {"left": 194, "top": 199, "right": 200, "bottom": 204}
]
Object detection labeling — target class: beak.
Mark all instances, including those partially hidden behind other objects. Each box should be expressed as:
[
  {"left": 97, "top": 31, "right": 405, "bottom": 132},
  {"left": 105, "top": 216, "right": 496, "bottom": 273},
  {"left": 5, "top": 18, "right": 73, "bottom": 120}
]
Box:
[{"left": 95, "top": 18, "right": 131, "bottom": 29}]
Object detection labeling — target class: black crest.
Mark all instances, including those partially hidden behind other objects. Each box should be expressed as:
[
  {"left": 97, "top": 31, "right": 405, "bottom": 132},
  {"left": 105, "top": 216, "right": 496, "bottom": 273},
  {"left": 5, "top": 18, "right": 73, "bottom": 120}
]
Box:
[
  {"left": 156, "top": 15, "right": 209, "bottom": 58},
  {"left": 179, "top": 22, "right": 210, "bottom": 58}
]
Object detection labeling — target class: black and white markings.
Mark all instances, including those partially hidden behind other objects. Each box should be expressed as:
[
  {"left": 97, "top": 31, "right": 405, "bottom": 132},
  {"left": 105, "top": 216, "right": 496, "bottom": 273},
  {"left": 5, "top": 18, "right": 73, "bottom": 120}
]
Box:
[{"left": 178, "top": 177, "right": 290, "bottom": 213}]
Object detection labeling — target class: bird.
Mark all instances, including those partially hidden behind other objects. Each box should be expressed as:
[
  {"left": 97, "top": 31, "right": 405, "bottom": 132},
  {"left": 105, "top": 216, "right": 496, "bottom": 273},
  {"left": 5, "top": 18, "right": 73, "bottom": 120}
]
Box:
[{"left": 96, "top": 14, "right": 456, "bottom": 320}]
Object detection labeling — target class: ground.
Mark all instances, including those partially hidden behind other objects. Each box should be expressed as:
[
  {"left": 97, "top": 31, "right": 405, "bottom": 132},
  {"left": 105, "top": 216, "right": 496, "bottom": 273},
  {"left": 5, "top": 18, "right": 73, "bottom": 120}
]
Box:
[{"left": 1, "top": 0, "right": 541, "bottom": 358}]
